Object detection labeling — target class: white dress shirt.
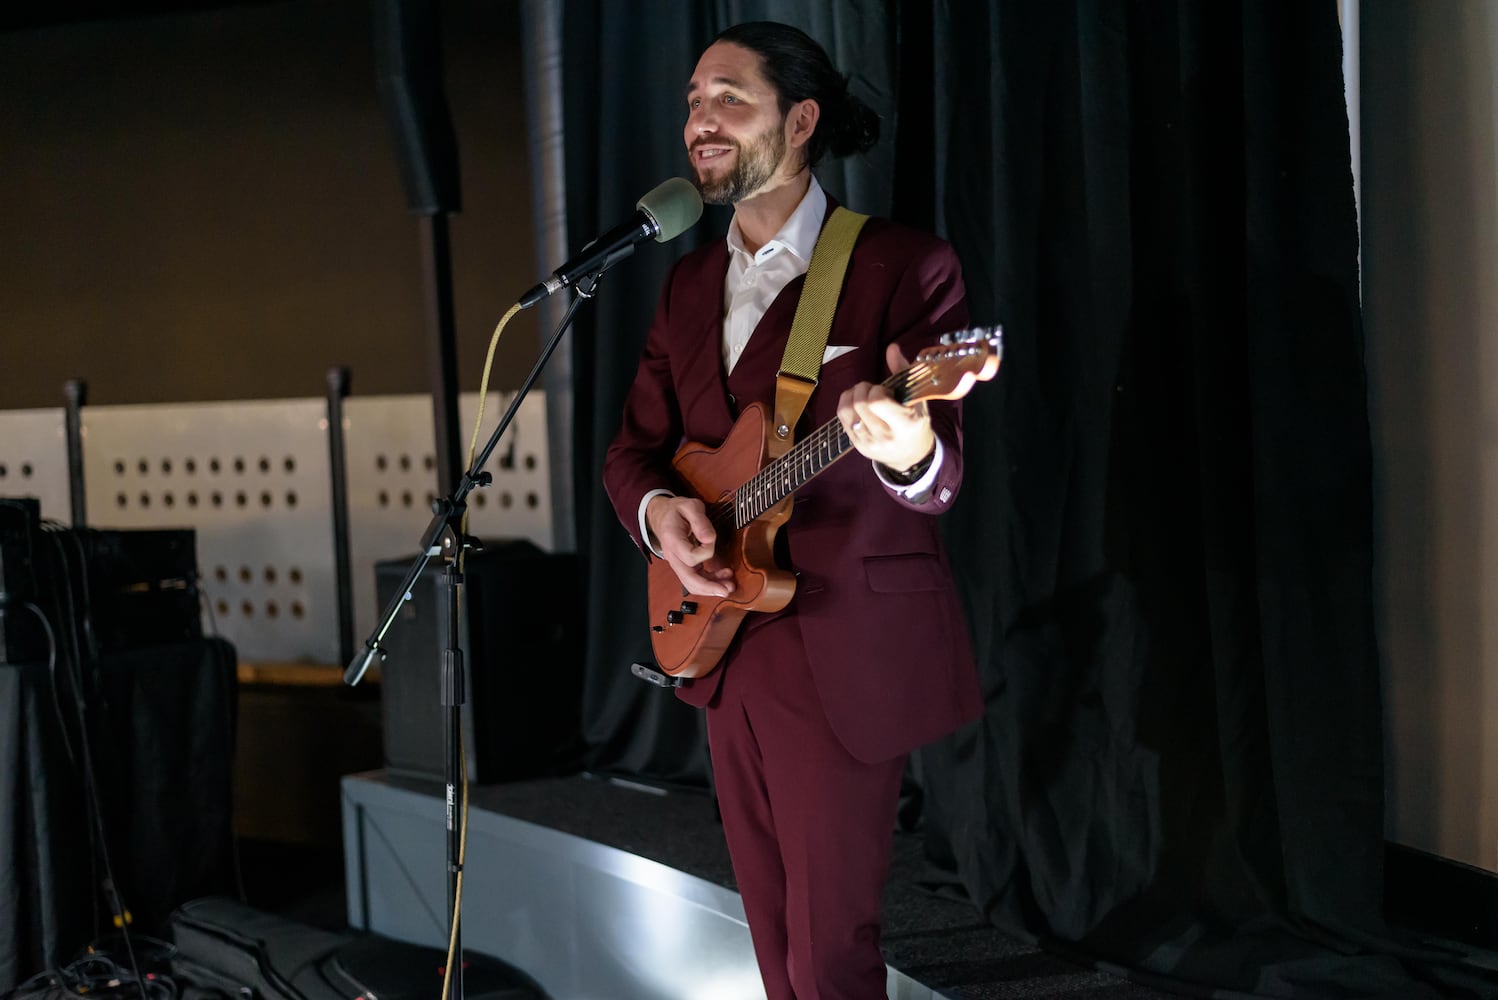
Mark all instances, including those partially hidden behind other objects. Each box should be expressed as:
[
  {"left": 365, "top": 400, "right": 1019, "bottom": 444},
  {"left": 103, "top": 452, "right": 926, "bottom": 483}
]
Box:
[
  {"left": 638, "top": 177, "right": 942, "bottom": 552},
  {"left": 722, "top": 177, "right": 828, "bottom": 373}
]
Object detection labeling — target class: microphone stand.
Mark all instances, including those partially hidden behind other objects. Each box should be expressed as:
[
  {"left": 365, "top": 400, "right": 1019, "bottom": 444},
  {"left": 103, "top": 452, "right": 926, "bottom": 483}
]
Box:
[{"left": 344, "top": 271, "right": 600, "bottom": 1000}]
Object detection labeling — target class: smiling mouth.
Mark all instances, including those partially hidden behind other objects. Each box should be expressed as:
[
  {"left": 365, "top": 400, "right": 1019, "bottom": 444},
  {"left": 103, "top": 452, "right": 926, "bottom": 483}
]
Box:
[{"left": 692, "top": 144, "right": 734, "bottom": 165}]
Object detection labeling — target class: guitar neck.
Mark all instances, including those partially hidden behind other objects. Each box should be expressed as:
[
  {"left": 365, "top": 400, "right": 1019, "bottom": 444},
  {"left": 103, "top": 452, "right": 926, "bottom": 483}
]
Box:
[{"left": 731, "top": 370, "right": 909, "bottom": 529}]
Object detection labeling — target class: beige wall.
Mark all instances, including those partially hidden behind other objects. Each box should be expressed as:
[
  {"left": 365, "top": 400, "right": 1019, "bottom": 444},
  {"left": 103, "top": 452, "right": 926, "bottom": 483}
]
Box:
[
  {"left": 1364, "top": 0, "right": 1498, "bottom": 871},
  {"left": 0, "top": 0, "right": 538, "bottom": 410}
]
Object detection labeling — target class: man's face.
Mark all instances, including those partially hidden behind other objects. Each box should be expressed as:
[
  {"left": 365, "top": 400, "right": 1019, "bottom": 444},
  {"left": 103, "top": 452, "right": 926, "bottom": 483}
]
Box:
[{"left": 684, "top": 41, "right": 791, "bottom": 205}]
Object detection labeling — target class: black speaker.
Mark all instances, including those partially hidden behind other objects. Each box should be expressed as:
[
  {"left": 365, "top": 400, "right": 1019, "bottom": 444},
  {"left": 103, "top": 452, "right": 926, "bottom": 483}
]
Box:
[
  {"left": 76, "top": 527, "right": 201, "bottom": 652},
  {"left": 376, "top": 540, "right": 584, "bottom": 784},
  {"left": 372, "top": 0, "right": 461, "bottom": 214},
  {"left": 0, "top": 497, "right": 44, "bottom": 663}
]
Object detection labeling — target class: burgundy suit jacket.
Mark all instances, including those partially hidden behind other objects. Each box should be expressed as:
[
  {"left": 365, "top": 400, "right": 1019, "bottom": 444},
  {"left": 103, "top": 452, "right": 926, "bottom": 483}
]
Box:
[{"left": 603, "top": 203, "right": 982, "bottom": 763}]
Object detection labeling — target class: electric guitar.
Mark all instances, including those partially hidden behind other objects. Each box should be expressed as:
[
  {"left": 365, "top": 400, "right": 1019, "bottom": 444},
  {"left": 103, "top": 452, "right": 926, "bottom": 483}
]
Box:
[{"left": 646, "top": 326, "right": 1003, "bottom": 679}]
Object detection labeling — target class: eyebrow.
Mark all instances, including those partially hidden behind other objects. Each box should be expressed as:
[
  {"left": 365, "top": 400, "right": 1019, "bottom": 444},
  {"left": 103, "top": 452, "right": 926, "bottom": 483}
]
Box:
[{"left": 685, "top": 75, "right": 750, "bottom": 98}]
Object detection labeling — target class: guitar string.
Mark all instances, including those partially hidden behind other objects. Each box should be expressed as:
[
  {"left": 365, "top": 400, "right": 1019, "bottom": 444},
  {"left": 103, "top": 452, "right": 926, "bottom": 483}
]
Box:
[
  {"left": 725, "top": 364, "right": 929, "bottom": 529},
  {"left": 704, "top": 332, "right": 996, "bottom": 531},
  {"left": 698, "top": 332, "right": 994, "bottom": 561}
]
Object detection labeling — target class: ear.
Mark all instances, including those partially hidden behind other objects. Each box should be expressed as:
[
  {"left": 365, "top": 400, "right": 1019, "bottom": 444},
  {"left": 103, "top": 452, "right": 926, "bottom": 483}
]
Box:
[{"left": 784, "top": 98, "right": 820, "bottom": 152}]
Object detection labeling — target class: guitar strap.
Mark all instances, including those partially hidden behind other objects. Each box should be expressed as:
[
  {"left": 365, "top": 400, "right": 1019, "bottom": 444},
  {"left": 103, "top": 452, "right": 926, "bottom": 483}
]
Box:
[{"left": 769, "top": 206, "right": 869, "bottom": 460}]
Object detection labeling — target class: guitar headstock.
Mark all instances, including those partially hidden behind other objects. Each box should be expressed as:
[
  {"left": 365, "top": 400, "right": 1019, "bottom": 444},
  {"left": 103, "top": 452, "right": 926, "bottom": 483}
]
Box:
[{"left": 900, "top": 326, "right": 1004, "bottom": 403}]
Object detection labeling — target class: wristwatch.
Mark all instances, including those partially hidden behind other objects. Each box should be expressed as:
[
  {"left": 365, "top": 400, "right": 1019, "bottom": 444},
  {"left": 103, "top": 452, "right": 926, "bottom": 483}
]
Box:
[{"left": 880, "top": 443, "right": 936, "bottom": 486}]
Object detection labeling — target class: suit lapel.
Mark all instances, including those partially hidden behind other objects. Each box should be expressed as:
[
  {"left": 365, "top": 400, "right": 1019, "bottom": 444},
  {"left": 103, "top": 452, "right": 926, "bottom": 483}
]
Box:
[{"left": 672, "top": 244, "right": 737, "bottom": 441}]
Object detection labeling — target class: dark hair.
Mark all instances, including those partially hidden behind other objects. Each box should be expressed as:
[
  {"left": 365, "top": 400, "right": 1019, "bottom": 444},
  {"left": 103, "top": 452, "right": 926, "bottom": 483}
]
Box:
[{"left": 713, "top": 21, "right": 879, "bottom": 168}]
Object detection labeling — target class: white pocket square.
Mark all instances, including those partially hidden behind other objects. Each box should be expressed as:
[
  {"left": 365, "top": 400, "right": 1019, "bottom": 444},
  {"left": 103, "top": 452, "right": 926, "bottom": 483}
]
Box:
[{"left": 822, "top": 345, "right": 858, "bottom": 363}]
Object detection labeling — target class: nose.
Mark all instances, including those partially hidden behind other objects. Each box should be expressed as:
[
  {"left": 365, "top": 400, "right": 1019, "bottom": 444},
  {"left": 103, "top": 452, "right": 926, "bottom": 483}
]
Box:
[{"left": 688, "top": 104, "right": 717, "bottom": 134}]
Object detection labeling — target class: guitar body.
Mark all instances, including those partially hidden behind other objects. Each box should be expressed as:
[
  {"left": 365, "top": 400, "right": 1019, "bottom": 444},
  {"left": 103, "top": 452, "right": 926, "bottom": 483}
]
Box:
[
  {"left": 649, "top": 402, "right": 797, "bottom": 678},
  {"left": 641, "top": 328, "right": 1003, "bottom": 680}
]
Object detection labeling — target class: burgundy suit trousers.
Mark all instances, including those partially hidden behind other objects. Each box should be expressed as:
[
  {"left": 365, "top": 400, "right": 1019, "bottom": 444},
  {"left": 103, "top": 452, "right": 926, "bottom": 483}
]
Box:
[{"left": 706, "top": 616, "right": 906, "bottom": 1000}]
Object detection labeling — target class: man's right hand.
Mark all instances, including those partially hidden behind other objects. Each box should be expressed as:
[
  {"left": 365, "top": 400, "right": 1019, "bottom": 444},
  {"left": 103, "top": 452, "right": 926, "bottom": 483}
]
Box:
[{"left": 646, "top": 494, "right": 736, "bottom": 597}]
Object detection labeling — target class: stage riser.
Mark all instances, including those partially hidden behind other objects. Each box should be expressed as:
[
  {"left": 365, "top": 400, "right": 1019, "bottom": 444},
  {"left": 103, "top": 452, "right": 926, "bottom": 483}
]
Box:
[{"left": 340, "top": 774, "right": 945, "bottom": 1000}]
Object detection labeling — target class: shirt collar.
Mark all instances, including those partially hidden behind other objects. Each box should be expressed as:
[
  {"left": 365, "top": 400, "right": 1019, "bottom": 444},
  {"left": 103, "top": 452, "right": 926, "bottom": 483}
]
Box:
[{"left": 726, "top": 176, "right": 827, "bottom": 267}]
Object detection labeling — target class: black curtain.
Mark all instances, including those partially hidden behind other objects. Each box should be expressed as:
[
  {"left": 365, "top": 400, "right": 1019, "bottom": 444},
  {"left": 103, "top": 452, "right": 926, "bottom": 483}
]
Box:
[
  {"left": 560, "top": 1, "right": 1495, "bottom": 995},
  {"left": 562, "top": 0, "right": 718, "bottom": 787}
]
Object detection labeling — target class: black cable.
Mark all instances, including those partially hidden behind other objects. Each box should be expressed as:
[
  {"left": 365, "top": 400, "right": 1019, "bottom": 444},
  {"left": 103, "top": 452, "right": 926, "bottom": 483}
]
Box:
[
  {"left": 19, "top": 600, "right": 76, "bottom": 769},
  {"left": 7, "top": 942, "right": 179, "bottom": 1000},
  {"left": 42, "top": 529, "right": 148, "bottom": 1000},
  {"left": 60, "top": 527, "right": 101, "bottom": 670},
  {"left": 37, "top": 529, "right": 100, "bottom": 937}
]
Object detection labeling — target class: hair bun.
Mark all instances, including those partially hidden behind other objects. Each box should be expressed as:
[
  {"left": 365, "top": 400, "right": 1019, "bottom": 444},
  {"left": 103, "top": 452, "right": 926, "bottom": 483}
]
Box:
[{"left": 831, "top": 91, "right": 880, "bottom": 158}]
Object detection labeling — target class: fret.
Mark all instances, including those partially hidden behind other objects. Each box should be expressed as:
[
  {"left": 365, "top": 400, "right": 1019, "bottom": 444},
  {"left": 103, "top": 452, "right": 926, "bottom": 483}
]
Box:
[{"left": 724, "top": 327, "right": 1003, "bottom": 531}]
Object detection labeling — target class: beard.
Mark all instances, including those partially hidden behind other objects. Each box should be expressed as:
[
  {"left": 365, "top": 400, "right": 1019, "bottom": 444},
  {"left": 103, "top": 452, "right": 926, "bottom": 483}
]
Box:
[{"left": 690, "top": 120, "right": 787, "bottom": 205}]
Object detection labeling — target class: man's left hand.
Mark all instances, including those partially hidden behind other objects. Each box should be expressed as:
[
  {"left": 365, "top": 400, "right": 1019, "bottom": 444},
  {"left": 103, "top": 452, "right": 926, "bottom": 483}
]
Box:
[{"left": 836, "top": 342, "right": 935, "bottom": 475}]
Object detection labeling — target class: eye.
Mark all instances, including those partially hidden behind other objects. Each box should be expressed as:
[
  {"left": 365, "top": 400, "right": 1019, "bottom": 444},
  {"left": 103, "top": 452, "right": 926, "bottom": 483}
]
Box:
[
  {"left": 723, "top": 94, "right": 739, "bottom": 104},
  {"left": 688, "top": 96, "right": 701, "bottom": 110}
]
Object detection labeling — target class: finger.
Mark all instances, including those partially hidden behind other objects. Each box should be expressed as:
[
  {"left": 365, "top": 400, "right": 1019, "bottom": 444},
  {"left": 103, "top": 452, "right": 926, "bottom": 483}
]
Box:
[
  {"left": 659, "top": 520, "right": 714, "bottom": 567},
  {"left": 671, "top": 561, "right": 727, "bottom": 596},
  {"left": 837, "top": 390, "right": 859, "bottom": 434},
  {"left": 867, "top": 393, "right": 929, "bottom": 426},
  {"left": 679, "top": 502, "right": 717, "bottom": 547},
  {"left": 671, "top": 540, "right": 714, "bottom": 568},
  {"left": 852, "top": 399, "right": 894, "bottom": 440},
  {"left": 886, "top": 341, "right": 912, "bottom": 375},
  {"left": 840, "top": 386, "right": 877, "bottom": 435},
  {"left": 671, "top": 557, "right": 734, "bottom": 597}
]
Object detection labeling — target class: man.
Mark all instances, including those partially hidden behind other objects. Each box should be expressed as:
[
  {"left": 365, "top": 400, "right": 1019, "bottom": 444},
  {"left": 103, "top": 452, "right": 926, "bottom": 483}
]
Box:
[{"left": 603, "top": 21, "right": 981, "bottom": 1000}]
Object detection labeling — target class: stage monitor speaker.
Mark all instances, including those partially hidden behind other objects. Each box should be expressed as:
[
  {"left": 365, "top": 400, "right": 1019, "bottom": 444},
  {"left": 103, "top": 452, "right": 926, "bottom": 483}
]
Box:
[{"left": 375, "top": 540, "right": 584, "bottom": 784}]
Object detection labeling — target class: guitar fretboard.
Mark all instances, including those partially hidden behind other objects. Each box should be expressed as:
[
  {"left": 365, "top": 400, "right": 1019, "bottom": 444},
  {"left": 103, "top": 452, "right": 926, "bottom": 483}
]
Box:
[
  {"left": 700, "top": 330, "right": 999, "bottom": 532},
  {"left": 709, "top": 367, "right": 915, "bottom": 530}
]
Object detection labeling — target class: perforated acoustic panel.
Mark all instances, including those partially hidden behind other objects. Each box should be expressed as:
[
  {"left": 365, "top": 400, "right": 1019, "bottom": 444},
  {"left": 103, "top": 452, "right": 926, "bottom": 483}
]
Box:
[
  {"left": 0, "top": 408, "right": 71, "bottom": 522},
  {"left": 3, "top": 390, "right": 554, "bottom": 666},
  {"left": 343, "top": 390, "right": 551, "bottom": 647},
  {"left": 81, "top": 399, "right": 337, "bottom": 664}
]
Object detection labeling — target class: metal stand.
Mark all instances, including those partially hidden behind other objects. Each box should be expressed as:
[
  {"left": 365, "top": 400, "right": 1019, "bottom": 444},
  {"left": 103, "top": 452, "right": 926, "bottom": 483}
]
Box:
[{"left": 343, "top": 275, "right": 597, "bottom": 1000}]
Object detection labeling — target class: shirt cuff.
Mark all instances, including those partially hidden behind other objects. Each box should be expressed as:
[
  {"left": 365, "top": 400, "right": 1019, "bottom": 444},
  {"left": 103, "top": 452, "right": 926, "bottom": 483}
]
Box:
[
  {"left": 874, "top": 437, "right": 944, "bottom": 500},
  {"left": 637, "top": 489, "right": 674, "bottom": 558}
]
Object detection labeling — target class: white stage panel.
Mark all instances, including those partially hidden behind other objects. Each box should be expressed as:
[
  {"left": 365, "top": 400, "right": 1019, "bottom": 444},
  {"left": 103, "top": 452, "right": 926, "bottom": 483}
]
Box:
[{"left": 0, "top": 408, "right": 71, "bottom": 522}]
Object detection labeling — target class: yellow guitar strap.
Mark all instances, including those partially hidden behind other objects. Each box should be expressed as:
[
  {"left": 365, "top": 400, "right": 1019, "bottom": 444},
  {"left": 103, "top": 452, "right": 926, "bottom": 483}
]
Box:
[{"left": 769, "top": 206, "right": 869, "bottom": 459}]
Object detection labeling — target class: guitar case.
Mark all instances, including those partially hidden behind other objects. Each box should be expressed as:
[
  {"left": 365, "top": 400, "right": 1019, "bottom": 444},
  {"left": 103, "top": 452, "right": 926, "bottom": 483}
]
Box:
[{"left": 169, "top": 897, "right": 549, "bottom": 1000}]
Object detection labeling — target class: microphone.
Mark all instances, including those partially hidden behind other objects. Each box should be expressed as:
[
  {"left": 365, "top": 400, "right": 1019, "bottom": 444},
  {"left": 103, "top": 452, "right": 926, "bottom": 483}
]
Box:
[{"left": 519, "top": 177, "right": 703, "bottom": 309}]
